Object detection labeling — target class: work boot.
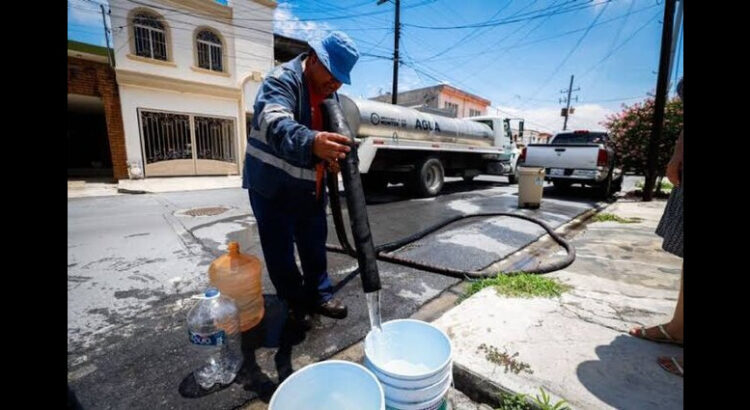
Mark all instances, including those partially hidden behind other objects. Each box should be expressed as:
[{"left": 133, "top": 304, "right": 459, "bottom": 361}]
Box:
[
  {"left": 315, "top": 299, "right": 348, "bottom": 319},
  {"left": 287, "top": 300, "right": 312, "bottom": 330}
]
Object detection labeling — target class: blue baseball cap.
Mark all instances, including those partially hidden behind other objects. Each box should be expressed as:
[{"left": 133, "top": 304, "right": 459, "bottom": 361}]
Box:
[{"left": 309, "top": 31, "right": 359, "bottom": 85}]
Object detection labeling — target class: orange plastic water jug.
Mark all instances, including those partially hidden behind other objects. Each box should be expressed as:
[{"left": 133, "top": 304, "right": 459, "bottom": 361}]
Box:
[{"left": 208, "top": 242, "right": 264, "bottom": 331}]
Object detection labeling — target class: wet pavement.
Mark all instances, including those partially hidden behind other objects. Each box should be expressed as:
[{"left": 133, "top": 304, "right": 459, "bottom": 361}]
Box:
[{"left": 68, "top": 176, "right": 607, "bottom": 409}]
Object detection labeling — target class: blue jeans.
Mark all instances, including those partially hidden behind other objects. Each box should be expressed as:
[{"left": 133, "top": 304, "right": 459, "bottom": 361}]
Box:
[{"left": 248, "top": 189, "right": 333, "bottom": 306}]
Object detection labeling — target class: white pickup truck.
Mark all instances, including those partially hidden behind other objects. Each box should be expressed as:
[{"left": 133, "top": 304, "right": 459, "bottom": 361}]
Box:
[{"left": 517, "top": 130, "right": 623, "bottom": 198}]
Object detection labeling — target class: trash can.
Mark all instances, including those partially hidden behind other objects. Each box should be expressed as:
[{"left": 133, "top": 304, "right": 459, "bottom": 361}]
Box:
[{"left": 518, "top": 166, "right": 545, "bottom": 209}]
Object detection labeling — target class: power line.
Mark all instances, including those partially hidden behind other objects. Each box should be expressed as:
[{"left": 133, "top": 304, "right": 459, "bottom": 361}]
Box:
[
  {"left": 586, "top": 0, "right": 637, "bottom": 90},
  {"left": 581, "top": 95, "right": 649, "bottom": 103},
  {"left": 360, "top": 29, "right": 395, "bottom": 55},
  {"left": 402, "top": 9, "right": 548, "bottom": 109},
  {"left": 403, "top": 0, "right": 615, "bottom": 30},
  {"left": 301, "top": 0, "right": 391, "bottom": 22},
  {"left": 399, "top": 58, "right": 564, "bottom": 133},
  {"left": 409, "top": 0, "right": 583, "bottom": 31},
  {"left": 492, "top": 106, "right": 558, "bottom": 133},
  {"left": 393, "top": 28, "right": 605, "bottom": 133},
  {"left": 266, "top": 0, "right": 433, "bottom": 22},
  {"left": 420, "top": 0, "right": 526, "bottom": 62},
  {"left": 577, "top": 10, "right": 661, "bottom": 80},
  {"left": 399, "top": 40, "right": 428, "bottom": 89},
  {"left": 123, "top": 0, "right": 434, "bottom": 23},
  {"left": 415, "top": 2, "right": 659, "bottom": 64},
  {"left": 517, "top": 0, "right": 612, "bottom": 110},
  {"left": 405, "top": 58, "right": 554, "bottom": 131},
  {"left": 423, "top": 0, "right": 468, "bottom": 29},
  {"left": 288, "top": 0, "right": 383, "bottom": 15},
  {"left": 445, "top": 0, "right": 566, "bottom": 104}
]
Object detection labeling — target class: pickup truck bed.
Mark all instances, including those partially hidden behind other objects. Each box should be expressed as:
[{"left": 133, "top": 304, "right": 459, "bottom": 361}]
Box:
[{"left": 519, "top": 131, "right": 623, "bottom": 198}]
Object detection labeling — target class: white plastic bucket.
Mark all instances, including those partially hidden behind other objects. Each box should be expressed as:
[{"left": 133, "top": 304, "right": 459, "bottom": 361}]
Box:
[
  {"left": 380, "top": 369, "right": 452, "bottom": 403},
  {"left": 364, "top": 356, "right": 451, "bottom": 388},
  {"left": 364, "top": 319, "right": 453, "bottom": 409},
  {"left": 268, "top": 360, "right": 385, "bottom": 410},
  {"left": 384, "top": 382, "right": 450, "bottom": 410}
]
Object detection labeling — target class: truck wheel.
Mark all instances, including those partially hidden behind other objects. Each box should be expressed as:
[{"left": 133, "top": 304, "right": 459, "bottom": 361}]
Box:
[
  {"left": 597, "top": 174, "right": 613, "bottom": 199},
  {"left": 613, "top": 176, "right": 623, "bottom": 192},
  {"left": 361, "top": 173, "right": 388, "bottom": 192},
  {"left": 410, "top": 157, "right": 444, "bottom": 197},
  {"left": 553, "top": 180, "right": 571, "bottom": 191}
]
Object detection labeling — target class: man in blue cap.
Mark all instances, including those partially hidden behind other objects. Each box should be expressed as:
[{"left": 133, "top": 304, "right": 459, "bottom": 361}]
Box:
[{"left": 243, "top": 31, "right": 359, "bottom": 320}]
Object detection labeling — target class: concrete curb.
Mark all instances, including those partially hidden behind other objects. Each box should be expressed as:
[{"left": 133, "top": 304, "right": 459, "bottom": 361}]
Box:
[
  {"left": 452, "top": 362, "right": 543, "bottom": 410},
  {"left": 117, "top": 188, "right": 149, "bottom": 195},
  {"left": 482, "top": 198, "right": 613, "bottom": 275}
]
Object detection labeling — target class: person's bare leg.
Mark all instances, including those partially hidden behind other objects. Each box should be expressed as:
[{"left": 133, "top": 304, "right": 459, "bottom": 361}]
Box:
[
  {"left": 657, "top": 356, "right": 683, "bottom": 377},
  {"left": 665, "top": 268, "right": 683, "bottom": 339},
  {"left": 629, "top": 268, "right": 683, "bottom": 342}
]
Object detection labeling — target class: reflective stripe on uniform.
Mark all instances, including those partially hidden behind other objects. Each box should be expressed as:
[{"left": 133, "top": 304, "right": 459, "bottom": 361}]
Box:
[{"left": 246, "top": 143, "right": 316, "bottom": 182}]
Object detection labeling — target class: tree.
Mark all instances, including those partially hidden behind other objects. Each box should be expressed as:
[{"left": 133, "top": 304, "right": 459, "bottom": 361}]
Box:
[{"left": 602, "top": 97, "right": 683, "bottom": 194}]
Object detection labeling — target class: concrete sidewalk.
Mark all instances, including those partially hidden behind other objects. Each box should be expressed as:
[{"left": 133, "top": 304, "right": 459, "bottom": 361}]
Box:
[
  {"left": 67, "top": 176, "right": 242, "bottom": 199},
  {"left": 118, "top": 176, "right": 242, "bottom": 194},
  {"left": 432, "top": 198, "right": 683, "bottom": 409}
]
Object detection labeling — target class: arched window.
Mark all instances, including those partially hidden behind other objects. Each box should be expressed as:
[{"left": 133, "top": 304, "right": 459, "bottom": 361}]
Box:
[
  {"left": 133, "top": 12, "right": 167, "bottom": 60},
  {"left": 196, "top": 30, "right": 223, "bottom": 72}
]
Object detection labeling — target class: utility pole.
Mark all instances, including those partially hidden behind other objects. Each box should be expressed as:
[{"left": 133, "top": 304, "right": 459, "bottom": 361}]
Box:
[
  {"left": 559, "top": 75, "right": 579, "bottom": 131},
  {"left": 100, "top": 4, "right": 113, "bottom": 67},
  {"left": 642, "top": 0, "right": 676, "bottom": 201},
  {"left": 377, "top": 0, "right": 400, "bottom": 104}
]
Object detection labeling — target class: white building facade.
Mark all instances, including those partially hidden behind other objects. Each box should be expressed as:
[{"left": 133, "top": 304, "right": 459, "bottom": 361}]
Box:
[{"left": 110, "top": 0, "right": 276, "bottom": 178}]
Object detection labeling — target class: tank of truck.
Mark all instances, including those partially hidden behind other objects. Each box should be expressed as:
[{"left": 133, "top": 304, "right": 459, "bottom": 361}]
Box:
[{"left": 339, "top": 95, "right": 495, "bottom": 148}]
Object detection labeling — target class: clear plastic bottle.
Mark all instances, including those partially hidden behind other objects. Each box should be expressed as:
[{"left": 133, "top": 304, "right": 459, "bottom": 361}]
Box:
[
  {"left": 187, "top": 287, "right": 243, "bottom": 389},
  {"left": 209, "top": 241, "right": 264, "bottom": 331}
]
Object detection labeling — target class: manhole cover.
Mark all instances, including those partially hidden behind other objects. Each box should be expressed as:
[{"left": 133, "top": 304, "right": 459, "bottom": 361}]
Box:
[{"left": 181, "top": 207, "right": 229, "bottom": 217}]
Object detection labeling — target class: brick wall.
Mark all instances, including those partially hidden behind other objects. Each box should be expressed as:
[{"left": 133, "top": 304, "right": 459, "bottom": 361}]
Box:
[{"left": 68, "top": 57, "right": 128, "bottom": 180}]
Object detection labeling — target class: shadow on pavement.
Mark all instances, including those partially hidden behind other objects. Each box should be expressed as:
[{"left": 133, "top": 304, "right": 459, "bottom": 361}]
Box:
[{"left": 577, "top": 334, "right": 683, "bottom": 410}]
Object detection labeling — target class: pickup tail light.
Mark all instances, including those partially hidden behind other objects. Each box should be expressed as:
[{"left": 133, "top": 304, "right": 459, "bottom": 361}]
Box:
[
  {"left": 518, "top": 147, "right": 527, "bottom": 164},
  {"left": 597, "top": 148, "right": 608, "bottom": 167}
]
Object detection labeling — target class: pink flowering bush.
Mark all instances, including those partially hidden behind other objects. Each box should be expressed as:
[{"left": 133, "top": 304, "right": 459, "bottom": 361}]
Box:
[{"left": 602, "top": 97, "right": 683, "bottom": 178}]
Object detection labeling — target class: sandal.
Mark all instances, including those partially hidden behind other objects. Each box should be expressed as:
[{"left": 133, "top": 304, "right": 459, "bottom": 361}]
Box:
[
  {"left": 630, "top": 324, "right": 683, "bottom": 346},
  {"left": 657, "top": 356, "right": 683, "bottom": 377}
]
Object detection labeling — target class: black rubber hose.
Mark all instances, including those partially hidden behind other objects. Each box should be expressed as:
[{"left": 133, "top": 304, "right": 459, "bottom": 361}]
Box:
[
  {"left": 326, "top": 210, "right": 576, "bottom": 278},
  {"left": 326, "top": 169, "right": 356, "bottom": 256},
  {"left": 321, "top": 100, "right": 576, "bottom": 280},
  {"left": 322, "top": 99, "right": 381, "bottom": 293}
]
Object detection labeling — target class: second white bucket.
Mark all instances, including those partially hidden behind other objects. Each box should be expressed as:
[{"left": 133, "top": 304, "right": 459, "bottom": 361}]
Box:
[
  {"left": 364, "top": 319, "right": 453, "bottom": 410},
  {"left": 268, "top": 360, "right": 384, "bottom": 410}
]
